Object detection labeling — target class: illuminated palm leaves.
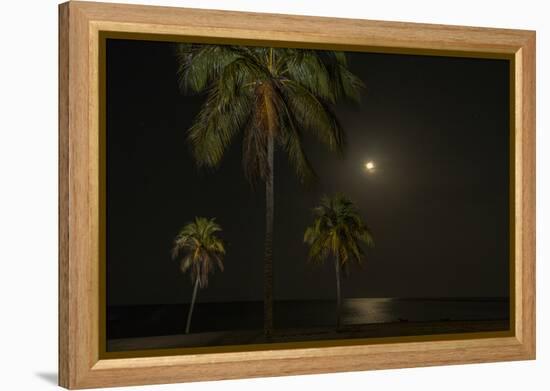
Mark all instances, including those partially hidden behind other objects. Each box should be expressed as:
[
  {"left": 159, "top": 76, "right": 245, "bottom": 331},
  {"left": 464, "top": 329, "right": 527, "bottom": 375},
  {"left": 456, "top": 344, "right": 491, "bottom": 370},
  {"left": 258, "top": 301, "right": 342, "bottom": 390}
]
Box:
[
  {"left": 304, "top": 194, "right": 374, "bottom": 267},
  {"left": 176, "top": 44, "right": 364, "bottom": 184},
  {"left": 171, "top": 217, "right": 225, "bottom": 288}
]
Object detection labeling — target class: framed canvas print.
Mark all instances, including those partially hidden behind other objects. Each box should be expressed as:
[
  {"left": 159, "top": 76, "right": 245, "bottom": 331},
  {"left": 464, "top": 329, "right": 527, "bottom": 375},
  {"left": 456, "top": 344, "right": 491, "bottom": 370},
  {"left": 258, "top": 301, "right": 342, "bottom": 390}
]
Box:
[{"left": 58, "top": 1, "right": 536, "bottom": 389}]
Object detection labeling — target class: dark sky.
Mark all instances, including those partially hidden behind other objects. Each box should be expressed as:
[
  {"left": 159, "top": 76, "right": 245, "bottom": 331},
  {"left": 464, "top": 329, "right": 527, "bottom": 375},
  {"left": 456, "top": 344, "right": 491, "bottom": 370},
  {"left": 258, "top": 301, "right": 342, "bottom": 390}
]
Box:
[{"left": 106, "top": 39, "right": 510, "bottom": 306}]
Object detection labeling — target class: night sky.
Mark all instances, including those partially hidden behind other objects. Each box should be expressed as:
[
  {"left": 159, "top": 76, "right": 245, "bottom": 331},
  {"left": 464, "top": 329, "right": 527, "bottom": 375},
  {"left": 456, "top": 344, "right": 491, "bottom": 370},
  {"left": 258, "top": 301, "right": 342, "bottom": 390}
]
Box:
[{"left": 106, "top": 39, "right": 510, "bottom": 306}]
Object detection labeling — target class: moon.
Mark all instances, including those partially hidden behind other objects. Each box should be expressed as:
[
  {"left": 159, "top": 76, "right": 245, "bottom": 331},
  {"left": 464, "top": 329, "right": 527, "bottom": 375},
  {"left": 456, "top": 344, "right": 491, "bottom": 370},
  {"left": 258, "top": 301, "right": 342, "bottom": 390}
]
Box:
[{"left": 365, "top": 161, "right": 375, "bottom": 172}]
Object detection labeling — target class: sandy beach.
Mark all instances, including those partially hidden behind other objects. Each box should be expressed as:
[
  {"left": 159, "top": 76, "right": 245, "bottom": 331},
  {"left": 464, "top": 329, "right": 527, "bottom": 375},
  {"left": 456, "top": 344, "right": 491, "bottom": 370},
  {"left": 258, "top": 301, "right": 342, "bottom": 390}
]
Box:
[{"left": 108, "top": 319, "right": 509, "bottom": 352}]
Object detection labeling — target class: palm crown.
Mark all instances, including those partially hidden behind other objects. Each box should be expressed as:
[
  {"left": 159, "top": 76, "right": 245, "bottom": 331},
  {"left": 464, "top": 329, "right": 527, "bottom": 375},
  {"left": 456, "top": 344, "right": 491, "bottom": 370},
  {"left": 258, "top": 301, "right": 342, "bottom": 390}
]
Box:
[
  {"left": 304, "top": 193, "right": 374, "bottom": 267},
  {"left": 171, "top": 217, "right": 225, "bottom": 288},
  {"left": 176, "top": 44, "right": 363, "bottom": 183}
]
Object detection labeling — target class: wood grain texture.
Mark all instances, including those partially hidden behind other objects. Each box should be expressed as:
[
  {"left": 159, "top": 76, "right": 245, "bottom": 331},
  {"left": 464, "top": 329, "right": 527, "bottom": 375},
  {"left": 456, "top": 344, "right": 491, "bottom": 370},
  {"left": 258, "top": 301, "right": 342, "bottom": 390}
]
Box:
[
  {"left": 58, "top": 3, "right": 70, "bottom": 387},
  {"left": 518, "top": 35, "right": 536, "bottom": 356},
  {"left": 58, "top": 1, "right": 536, "bottom": 388},
  {"left": 59, "top": 2, "right": 97, "bottom": 388}
]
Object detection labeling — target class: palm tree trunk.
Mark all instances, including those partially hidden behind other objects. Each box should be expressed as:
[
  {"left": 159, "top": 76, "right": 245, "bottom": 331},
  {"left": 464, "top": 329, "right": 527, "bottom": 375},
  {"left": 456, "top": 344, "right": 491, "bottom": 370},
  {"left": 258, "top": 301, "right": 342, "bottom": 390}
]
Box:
[
  {"left": 186, "top": 276, "right": 200, "bottom": 334},
  {"left": 334, "top": 256, "right": 342, "bottom": 330},
  {"left": 264, "top": 134, "right": 274, "bottom": 337}
]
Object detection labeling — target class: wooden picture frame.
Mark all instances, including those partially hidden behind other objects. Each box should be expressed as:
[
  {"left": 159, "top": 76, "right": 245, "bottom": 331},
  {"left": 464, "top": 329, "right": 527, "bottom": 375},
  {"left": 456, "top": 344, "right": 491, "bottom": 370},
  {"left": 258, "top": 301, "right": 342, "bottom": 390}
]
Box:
[{"left": 59, "top": 1, "right": 536, "bottom": 388}]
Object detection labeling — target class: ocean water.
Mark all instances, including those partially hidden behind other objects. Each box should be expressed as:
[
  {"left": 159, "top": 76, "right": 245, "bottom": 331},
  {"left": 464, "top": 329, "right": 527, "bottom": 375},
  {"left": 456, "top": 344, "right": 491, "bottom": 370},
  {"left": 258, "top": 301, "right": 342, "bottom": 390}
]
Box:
[
  {"left": 340, "top": 297, "right": 509, "bottom": 324},
  {"left": 107, "top": 297, "right": 509, "bottom": 339}
]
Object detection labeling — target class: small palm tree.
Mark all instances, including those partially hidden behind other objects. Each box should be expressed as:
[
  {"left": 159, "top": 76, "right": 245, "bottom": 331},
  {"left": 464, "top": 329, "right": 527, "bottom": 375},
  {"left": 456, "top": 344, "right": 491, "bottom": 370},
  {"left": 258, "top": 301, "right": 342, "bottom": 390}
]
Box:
[
  {"left": 172, "top": 217, "right": 225, "bottom": 334},
  {"left": 176, "top": 44, "right": 363, "bottom": 336},
  {"left": 304, "top": 194, "right": 374, "bottom": 329}
]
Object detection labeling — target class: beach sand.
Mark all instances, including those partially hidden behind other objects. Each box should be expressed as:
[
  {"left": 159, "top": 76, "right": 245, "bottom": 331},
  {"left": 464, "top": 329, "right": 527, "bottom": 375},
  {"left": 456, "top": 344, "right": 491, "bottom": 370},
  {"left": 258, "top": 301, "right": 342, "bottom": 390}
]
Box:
[{"left": 107, "top": 319, "right": 509, "bottom": 352}]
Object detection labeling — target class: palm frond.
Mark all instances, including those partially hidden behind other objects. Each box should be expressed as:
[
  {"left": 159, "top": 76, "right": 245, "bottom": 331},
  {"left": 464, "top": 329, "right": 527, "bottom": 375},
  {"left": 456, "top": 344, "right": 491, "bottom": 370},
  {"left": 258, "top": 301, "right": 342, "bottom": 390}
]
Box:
[
  {"left": 276, "top": 88, "right": 317, "bottom": 184},
  {"left": 188, "top": 86, "right": 252, "bottom": 168},
  {"left": 171, "top": 217, "right": 226, "bottom": 288},
  {"left": 320, "top": 51, "right": 365, "bottom": 103},
  {"left": 282, "top": 80, "right": 345, "bottom": 153},
  {"left": 304, "top": 194, "right": 374, "bottom": 269},
  {"left": 177, "top": 44, "right": 240, "bottom": 93},
  {"left": 284, "top": 49, "right": 335, "bottom": 103}
]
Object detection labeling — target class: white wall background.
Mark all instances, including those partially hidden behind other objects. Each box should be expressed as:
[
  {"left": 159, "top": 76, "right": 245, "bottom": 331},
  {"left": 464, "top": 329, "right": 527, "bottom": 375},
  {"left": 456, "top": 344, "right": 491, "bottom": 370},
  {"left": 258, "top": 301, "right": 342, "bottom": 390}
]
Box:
[{"left": 0, "top": 0, "right": 546, "bottom": 389}]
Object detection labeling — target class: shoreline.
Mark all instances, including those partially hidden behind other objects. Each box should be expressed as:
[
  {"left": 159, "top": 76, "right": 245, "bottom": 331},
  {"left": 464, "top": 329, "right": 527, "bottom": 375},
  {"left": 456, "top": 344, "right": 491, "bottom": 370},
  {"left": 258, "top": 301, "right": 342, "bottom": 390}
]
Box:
[{"left": 108, "top": 319, "right": 509, "bottom": 352}]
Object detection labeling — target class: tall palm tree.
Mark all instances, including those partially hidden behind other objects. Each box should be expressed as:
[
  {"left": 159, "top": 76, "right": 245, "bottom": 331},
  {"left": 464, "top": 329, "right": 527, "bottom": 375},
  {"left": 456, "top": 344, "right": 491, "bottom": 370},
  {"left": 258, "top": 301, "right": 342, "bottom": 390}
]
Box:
[
  {"left": 304, "top": 194, "right": 374, "bottom": 329},
  {"left": 172, "top": 217, "right": 225, "bottom": 334},
  {"left": 176, "top": 44, "right": 363, "bottom": 336}
]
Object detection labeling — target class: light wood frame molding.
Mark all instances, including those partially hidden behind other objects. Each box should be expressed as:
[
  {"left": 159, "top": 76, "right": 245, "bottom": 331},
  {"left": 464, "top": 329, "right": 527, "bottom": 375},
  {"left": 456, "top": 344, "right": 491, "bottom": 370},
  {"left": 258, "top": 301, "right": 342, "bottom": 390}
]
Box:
[{"left": 59, "top": 1, "right": 536, "bottom": 389}]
